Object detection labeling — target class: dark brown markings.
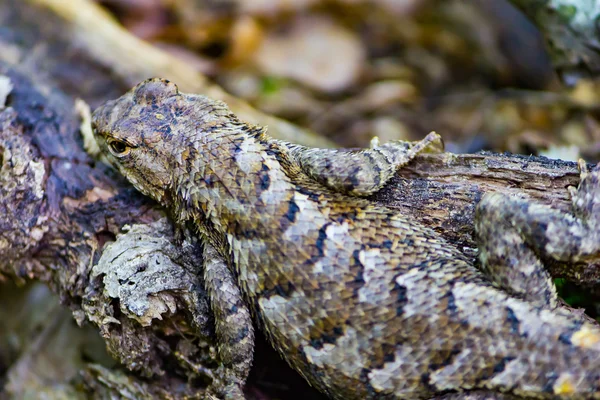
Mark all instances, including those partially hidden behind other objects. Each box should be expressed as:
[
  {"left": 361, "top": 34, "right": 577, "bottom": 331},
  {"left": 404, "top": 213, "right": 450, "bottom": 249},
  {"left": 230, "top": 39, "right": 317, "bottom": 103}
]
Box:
[
  {"left": 466, "top": 354, "right": 520, "bottom": 386},
  {"left": 541, "top": 371, "right": 559, "bottom": 394},
  {"left": 420, "top": 372, "right": 438, "bottom": 393},
  {"left": 296, "top": 185, "right": 323, "bottom": 202},
  {"left": 505, "top": 307, "right": 523, "bottom": 336},
  {"left": 258, "top": 163, "right": 271, "bottom": 190},
  {"left": 231, "top": 136, "right": 246, "bottom": 154},
  {"left": 227, "top": 324, "right": 252, "bottom": 347},
  {"left": 363, "top": 151, "right": 382, "bottom": 187},
  {"left": 174, "top": 107, "right": 186, "bottom": 117},
  {"left": 347, "top": 165, "right": 362, "bottom": 191},
  {"left": 203, "top": 174, "right": 216, "bottom": 188},
  {"left": 334, "top": 210, "right": 358, "bottom": 223},
  {"left": 346, "top": 251, "right": 366, "bottom": 297},
  {"left": 369, "top": 343, "right": 397, "bottom": 369},
  {"left": 557, "top": 320, "right": 585, "bottom": 345},
  {"left": 359, "top": 368, "right": 388, "bottom": 398},
  {"left": 285, "top": 199, "right": 300, "bottom": 223},
  {"left": 308, "top": 323, "right": 346, "bottom": 350},
  {"left": 491, "top": 356, "right": 516, "bottom": 375},
  {"left": 427, "top": 346, "right": 462, "bottom": 372},
  {"left": 313, "top": 222, "right": 331, "bottom": 259},
  {"left": 258, "top": 281, "right": 297, "bottom": 300},
  {"left": 391, "top": 282, "right": 409, "bottom": 317},
  {"left": 228, "top": 220, "right": 261, "bottom": 239},
  {"left": 155, "top": 121, "right": 172, "bottom": 138},
  {"left": 181, "top": 138, "right": 198, "bottom": 164},
  {"left": 442, "top": 286, "right": 458, "bottom": 317},
  {"left": 275, "top": 198, "right": 301, "bottom": 233}
]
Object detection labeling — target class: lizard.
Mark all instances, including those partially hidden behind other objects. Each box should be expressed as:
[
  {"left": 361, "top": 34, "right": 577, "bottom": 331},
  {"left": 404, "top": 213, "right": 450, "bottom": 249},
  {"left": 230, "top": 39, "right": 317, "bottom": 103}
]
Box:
[{"left": 91, "top": 78, "right": 600, "bottom": 399}]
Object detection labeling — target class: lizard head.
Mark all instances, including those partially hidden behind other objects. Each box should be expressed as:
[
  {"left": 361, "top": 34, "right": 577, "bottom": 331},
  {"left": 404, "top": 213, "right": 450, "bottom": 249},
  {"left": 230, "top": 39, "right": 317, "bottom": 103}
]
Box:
[{"left": 91, "top": 78, "right": 238, "bottom": 205}]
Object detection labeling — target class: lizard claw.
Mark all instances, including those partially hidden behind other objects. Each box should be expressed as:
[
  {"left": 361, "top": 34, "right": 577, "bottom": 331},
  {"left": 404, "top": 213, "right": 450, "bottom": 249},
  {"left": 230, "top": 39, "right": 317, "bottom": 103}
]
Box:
[
  {"left": 419, "top": 131, "right": 445, "bottom": 154},
  {"left": 570, "top": 159, "right": 600, "bottom": 222},
  {"left": 578, "top": 158, "right": 589, "bottom": 179},
  {"left": 369, "top": 136, "right": 380, "bottom": 149}
]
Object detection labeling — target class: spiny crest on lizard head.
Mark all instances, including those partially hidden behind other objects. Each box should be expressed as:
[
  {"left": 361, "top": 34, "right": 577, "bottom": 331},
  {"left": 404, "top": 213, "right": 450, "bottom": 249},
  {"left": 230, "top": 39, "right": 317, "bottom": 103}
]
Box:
[{"left": 91, "top": 78, "right": 260, "bottom": 203}]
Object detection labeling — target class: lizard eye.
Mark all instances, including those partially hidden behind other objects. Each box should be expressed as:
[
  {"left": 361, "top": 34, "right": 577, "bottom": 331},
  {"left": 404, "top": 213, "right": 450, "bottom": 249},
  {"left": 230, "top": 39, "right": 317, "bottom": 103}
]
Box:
[{"left": 107, "top": 139, "right": 130, "bottom": 156}]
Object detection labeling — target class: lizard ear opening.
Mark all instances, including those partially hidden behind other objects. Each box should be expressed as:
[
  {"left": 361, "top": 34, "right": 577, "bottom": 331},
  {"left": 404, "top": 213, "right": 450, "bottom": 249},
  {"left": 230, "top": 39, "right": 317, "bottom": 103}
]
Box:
[{"left": 133, "top": 78, "right": 179, "bottom": 105}]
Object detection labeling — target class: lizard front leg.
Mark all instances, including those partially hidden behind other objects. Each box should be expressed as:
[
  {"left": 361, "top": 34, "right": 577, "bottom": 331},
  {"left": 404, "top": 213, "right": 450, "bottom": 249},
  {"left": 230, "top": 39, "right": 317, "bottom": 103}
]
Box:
[
  {"left": 278, "top": 132, "right": 443, "bottom": 196},
  {"left": 202, "top": 243, "right": 254, "bottom": 400},
  {"left": 475, "top": 160, "right": 600, "bottom": 309}
]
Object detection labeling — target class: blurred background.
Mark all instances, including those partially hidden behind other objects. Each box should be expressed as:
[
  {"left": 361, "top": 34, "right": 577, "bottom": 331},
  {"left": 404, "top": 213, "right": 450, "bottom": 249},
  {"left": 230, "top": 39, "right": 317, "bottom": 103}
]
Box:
[{"left": 98, "top": 0, "right": 600, "bottom": 160}]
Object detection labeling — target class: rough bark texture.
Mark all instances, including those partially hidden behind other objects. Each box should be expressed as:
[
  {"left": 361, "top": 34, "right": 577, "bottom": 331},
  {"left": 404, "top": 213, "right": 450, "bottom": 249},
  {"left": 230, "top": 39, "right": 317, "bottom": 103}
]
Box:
[{"left": 0, "top": 0, "right": 598, "bottom": 399}]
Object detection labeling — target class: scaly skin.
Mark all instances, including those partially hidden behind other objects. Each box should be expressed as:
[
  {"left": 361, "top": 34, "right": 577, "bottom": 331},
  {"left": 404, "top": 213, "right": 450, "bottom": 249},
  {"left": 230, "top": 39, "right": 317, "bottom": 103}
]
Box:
[{"left": 92, "top": 78, "right": 600, "bottom": 399}]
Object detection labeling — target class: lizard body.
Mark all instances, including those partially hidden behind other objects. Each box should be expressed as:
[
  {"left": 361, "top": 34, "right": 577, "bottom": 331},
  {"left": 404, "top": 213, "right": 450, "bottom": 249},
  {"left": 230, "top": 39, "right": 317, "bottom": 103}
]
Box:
[{"left": 92, "top": 79, "right": 600, "bottom": 399}]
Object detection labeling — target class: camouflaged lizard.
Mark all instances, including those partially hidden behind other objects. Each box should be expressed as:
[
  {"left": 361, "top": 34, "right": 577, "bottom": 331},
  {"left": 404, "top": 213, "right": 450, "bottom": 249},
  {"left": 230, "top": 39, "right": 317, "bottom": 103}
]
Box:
[{"left": 91, "top": 78, "right": 600, "bottom": 400}]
